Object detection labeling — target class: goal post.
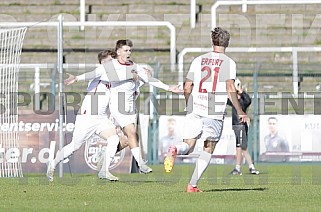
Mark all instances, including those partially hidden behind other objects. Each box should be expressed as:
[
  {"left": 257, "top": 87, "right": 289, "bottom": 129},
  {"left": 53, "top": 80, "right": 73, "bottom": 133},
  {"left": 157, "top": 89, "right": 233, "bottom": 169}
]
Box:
[{"left": 0, "top": 27, "right": 27, "bottom": 177}]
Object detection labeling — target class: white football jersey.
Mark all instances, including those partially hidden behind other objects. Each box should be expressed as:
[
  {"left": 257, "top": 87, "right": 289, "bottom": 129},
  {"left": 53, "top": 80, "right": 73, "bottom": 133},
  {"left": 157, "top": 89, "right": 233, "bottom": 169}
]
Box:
[
  {"left": 76, "top": 64, "right": 110, "bottom": 84},
  {"left": 108, "top": 59, "right": 148, "bottom": 113},
  {"left": 185, "top": 51, "right": 236, "bottom": 120}
]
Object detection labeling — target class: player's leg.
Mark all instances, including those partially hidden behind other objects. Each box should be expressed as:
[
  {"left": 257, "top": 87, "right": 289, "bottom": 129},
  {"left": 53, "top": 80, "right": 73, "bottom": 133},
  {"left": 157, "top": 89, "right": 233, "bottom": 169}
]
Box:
[
  {"left": 116, "top": 126, "right": 129, "bottom": 152},
  {"left": 122, "top": 123, "right": 152, "bottom": 173},
  {"left": 97, "top": 134, "right": 120, "bottom": 181},
  {"left": 232, "top": 147, "right": 243, "bottom": 175},
  {"left": 163, "top": 138, "right": 197, "bottom": 173},
  {"left": 88, "top": 86, "right": 123, "bottom": 179},
  {"left": 164, "top": 113, "right": 201, "bottom": 173},
  {"left": 241, "top": 124, "right": 259, "bottom": 175},
  {"left": 96, "top": 127, "right": 129, "bottom": 178},
  {"left": 110, "top": 107, "right": 152, "bottom": 174},
  {"left": 187, "top": 118, "right": 223, "bottom": 192},
  {"left": 242, "top": 149, "right": 259, "bottom": 174},
  {"left": 47, "top": 115, "right": 102, "bottom": 181},
  {"left": 231, "top": 125, "right": 243, "bottom": 175},
  {"left": 95, "top": 118, "right": 124, "bottom": 180},
  {"left": 187, "top": 139, "right": 217, "bottom": 193},
  {"left": 95, "top": 123, "right": 129, "bottom": 179}
]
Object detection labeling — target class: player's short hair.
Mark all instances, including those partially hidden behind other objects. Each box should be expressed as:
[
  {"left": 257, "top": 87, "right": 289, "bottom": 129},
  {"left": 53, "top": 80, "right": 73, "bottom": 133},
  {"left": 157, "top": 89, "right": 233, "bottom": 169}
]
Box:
[
  {"left": 211, "top": 27, "right": 230, "bottom": 48},
  {"left": 97, "top": 49, "right": 116, "bottom": 64},
  {"left": 115, "top": 39, "right": 133, "bottom": 51},
  {"left": 268, "top": 117, "right": 278, "bottom": 122}
]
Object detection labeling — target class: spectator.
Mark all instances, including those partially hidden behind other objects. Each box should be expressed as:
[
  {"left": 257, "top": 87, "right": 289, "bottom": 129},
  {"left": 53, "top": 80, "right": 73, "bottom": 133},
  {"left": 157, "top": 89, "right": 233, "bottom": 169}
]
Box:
[{"left": 228, "top": 78, "right": 259, "bottom": 175}]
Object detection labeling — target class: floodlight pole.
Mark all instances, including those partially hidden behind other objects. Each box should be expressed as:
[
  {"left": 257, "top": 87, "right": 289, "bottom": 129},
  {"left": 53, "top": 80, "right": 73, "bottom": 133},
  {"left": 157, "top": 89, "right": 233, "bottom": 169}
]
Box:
[{"left": 57, "top": 14, "right": 64, "bottom": 178}]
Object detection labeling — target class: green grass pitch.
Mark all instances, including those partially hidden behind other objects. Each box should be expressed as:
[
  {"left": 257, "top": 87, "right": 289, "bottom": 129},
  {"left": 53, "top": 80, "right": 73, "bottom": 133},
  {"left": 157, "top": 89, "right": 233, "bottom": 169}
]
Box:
[{"left": 1, "top": 164, "right": 321, "bottom": 211}]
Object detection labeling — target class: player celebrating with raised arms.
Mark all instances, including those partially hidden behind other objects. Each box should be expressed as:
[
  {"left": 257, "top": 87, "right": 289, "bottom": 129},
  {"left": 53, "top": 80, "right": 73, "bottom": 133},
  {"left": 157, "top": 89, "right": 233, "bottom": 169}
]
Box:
[
  {"left": 63, "top": 39, "right": 182, "bottom": 175},
  {"left": 164, "top": 27, "right": 248, "bottom": 192},
  {"left": 107, "top": 39, "right": 182, "bottom": 173},
  {"left": 47, "top": 49, "right": 128, "bottom": 182}
]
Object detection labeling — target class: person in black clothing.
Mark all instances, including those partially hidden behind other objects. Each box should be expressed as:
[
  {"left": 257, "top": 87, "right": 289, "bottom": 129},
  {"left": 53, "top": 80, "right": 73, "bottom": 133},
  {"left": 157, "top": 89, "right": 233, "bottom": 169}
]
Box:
[{"left": 228, "top": 79, "right": 259, "bottom": 175}]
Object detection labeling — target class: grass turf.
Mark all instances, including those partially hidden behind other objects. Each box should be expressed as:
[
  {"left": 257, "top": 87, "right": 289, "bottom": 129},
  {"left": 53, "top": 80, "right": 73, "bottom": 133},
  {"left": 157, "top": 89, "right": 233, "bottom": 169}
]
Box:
[{"left": 1, "top": 164, "right": 321, "bottom": 211}]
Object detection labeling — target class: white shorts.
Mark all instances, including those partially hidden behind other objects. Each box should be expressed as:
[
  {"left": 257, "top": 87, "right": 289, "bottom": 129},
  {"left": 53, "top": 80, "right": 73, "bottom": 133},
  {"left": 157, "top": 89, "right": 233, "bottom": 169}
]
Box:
[
  {"left": 72, "top": 81, "right": 115, "bottom": 146},
  {"left": 71, "top": 115, "right": 115, "bottom": 147},
  {"left": 183, "top": 113, "right": 223, "bottom": 142},
  {"left": 109, "top": 98, "right": 137, "bottom": 128}
]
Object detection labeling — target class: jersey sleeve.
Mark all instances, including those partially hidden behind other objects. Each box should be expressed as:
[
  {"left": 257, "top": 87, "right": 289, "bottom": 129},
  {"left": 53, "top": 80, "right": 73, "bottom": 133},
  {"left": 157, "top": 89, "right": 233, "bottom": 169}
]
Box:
[
  {"left": 229, "top": 60, "right": 237, "bottom": 80},
  {"left": 148, "top": 77, "right": 170, "bottom": 91},
  {"left": 76, "top": 65, "right": 105, "bottom": 81},
  {"left": 185, "top": 58, "right": 199, "bottom": 81},
  {"left": 136, "top": 65, "right": 149, "bottom": 83}
]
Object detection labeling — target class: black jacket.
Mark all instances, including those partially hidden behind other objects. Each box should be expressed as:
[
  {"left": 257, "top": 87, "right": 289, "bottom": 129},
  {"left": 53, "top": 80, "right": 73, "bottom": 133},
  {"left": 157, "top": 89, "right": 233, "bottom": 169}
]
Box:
[{"left": 227, "top": 92, "right": 251, "bottom": 125}]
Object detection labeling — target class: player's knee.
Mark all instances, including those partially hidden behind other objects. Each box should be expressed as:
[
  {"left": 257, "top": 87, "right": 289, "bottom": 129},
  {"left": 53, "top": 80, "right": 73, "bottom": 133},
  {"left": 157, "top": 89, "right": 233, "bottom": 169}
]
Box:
[{"left": 204, "top": 138, "right": 218, "bottom": 149}]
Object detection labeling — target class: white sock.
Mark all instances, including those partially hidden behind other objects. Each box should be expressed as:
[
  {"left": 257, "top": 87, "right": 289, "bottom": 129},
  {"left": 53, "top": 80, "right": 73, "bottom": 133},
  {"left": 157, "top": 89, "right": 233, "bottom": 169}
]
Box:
[
  {"left": 131, "top": 147, "right": 143, "bottom": 166},
  {"left": 249, "top": 163, "right": 255, "bottom": 169},
  {"left": 100, "top": 135, "right": 119, "bottom": 173},
  {"left": 52, "top": 142, "right": 75, "bottom": 170},
  {"left": 176, "top": 142, "right": 190, "bottom": 155},
  {"left": 235, "top": 164, "right": 241, "bottom": 171},
  {"left": 189, "top": 151, "right": 212, "bottom": 187}
]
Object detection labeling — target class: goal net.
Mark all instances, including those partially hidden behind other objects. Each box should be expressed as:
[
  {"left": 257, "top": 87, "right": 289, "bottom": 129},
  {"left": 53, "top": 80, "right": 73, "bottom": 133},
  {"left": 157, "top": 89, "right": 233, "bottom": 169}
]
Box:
[{"left": 0, "top": 27, "right": 27, "bottom": 177}]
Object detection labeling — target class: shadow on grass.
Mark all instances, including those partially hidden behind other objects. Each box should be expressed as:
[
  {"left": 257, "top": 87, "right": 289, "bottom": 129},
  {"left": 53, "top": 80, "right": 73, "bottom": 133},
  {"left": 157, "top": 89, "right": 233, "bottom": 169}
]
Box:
[{"left": 203, "top": 187, "right": 268, "bottom": 192}]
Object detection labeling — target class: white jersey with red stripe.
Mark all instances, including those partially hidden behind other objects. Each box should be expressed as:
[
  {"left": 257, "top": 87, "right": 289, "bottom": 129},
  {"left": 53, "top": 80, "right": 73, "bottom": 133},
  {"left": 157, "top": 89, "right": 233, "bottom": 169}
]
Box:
[{"left": 185, "top": 51, "right": 236, "bottom": 120}]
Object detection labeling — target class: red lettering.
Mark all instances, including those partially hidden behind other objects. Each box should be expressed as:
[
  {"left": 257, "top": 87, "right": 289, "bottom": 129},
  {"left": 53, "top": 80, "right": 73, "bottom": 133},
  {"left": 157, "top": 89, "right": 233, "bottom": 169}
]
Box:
[{"left": 201, "top": 58, "right": 208, "bottom": 65}]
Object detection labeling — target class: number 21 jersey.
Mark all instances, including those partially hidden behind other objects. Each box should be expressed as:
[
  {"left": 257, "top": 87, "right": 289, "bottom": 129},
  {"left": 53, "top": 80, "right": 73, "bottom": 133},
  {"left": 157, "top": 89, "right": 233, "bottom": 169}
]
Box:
[{"left": 185, "top": 51, "right": 236, "bottom": 120}]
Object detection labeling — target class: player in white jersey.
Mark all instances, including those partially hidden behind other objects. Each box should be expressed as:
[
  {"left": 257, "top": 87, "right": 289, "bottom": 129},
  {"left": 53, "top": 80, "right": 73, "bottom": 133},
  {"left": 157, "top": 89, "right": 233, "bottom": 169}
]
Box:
[
  {"left": 109, "top": 39, "right": 183, "bottom": 173},
  {"left": 64, "top": 39, "right": 182, "bottom": 174},
  {"left": 46, "top": 50, "right": 127, "bottom": 182},
  {"left": 163, "top": 27, "right": 248, "bottom": 192}
]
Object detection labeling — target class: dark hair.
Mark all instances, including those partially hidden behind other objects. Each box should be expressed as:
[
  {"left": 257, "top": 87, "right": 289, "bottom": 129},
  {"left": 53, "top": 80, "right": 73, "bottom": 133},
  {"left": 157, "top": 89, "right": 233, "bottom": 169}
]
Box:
[
  {"left": 211, "top": 27, "right": 230, "bottom": 48},
  {"left": 115, "top": 39, "right": 133, "bottom": 51},
  {"left": 97, "top": 49, "right": 116, "bottom": 64}
]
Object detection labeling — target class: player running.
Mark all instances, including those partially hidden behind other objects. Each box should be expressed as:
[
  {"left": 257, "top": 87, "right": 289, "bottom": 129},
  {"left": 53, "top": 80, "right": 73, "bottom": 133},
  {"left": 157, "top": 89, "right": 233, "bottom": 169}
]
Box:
[{"left": 163, "top": 27, "right": 248, "bottom": 192}]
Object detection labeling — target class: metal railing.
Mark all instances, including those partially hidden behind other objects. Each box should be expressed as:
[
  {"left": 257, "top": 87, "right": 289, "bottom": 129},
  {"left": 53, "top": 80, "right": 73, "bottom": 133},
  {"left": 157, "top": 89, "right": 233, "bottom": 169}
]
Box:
[
  {"left": 211, "top": 0, "right": 321, "bottom": 29},
  {"left": 178, "top": 46, "right": 321, "bottom": 95},
  {"left": 0, "top": 20, "right": 176, "bottom": 71}
]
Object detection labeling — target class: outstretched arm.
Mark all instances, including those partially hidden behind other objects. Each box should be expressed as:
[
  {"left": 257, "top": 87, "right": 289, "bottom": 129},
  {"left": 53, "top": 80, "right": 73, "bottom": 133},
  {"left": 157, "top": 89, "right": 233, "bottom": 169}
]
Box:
[
  {"left": 64, "top": 65, "right": 105, "bottom": 85},
  {"left": 147, "top": 77, "right": 183, "bottom": 94},
  {"left": 64, "top": 73, "right": 77, "bottom": 85},
  {"left": 148, "top": 77, "right": 170, "bottom": 90}
]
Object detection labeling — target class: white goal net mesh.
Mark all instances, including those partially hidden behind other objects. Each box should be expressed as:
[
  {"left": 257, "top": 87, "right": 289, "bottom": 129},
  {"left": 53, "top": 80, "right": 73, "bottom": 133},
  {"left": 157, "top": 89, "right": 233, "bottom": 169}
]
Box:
[{"left": 0, "top": 27, "right": 27, "bottom": 177}]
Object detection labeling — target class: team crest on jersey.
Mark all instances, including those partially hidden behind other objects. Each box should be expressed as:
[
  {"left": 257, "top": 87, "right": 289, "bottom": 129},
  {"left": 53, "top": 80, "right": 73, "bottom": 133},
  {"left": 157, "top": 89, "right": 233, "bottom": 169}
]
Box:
[{"left": 84, "top": 135, "right": 125, "bottom": 171}]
